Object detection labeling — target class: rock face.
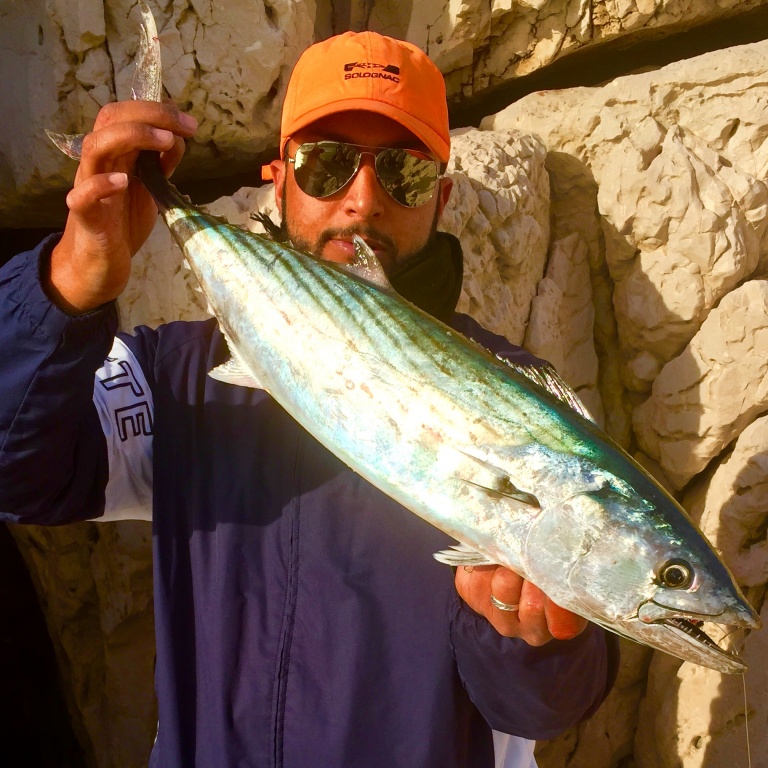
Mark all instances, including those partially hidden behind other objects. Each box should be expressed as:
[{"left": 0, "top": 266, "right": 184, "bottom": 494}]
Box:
[
  {"left": 635, "top": 280, "right": 768, "bottom": 489},
  {"left": 483, "top": 39, "right": 768, "bottom": 768},
  {"left": 484, "top": 40, "right": 768, "bottom": 399},
  {"left": 4, "top": 2, "right": 768, "bottom": 768},
  {"left": 9, "top": 521, "right": 156, "bottom": 768},
  {"left": 3, "top": 0, "right": 768, "bottom": 227},
  {"left": 0, "top": 0, "right": 316, "bottom": 227}
]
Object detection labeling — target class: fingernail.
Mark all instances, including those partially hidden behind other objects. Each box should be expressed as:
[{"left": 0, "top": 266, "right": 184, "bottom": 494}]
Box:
[
  {"left": 178, "top": 112, "right": 198, "bottom": 132},
  {"left": 152, "top": 127, "right": 174, "bottom": 144},
  {"left": 109, "top": 172, "right": 128, "bottom": 188}
]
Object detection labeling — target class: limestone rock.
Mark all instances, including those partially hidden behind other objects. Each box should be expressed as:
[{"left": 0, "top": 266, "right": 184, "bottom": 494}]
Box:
[
  {"left": 443, "top": 128, "right": 550, "bottom": 346},
  {"left": 0, "top": 0, "right": 315, "bottom": 227},
  {"left": 634, "top": 279, "right": 768, "bottom": 489},
  {"left": 544, "top": 151, "right": 630, "bottom": 443},
  {"left": 635, "top": 599, "right": 766, "bottom": 768},
  {"left": 118, "top": 220, "right": 210, "bottom": 332},
  {"left": 367, "top": 0, "right": 767, "bottom": 100},
  {"left": 603, "top": 124, "right": 766, "bottom": 377},
  {"left": 684, "top": 415, "right": 768, "bottom": 589},
  {"left": 484, "top": 40, "right": 768, "bottom": 393},
  {"left": 9, "top": 521, "right": 156, "bottom": 768},
  {"left": 525, "top": 233, "right": 604, "bottom": 424},
  {"left": 7, "top": 1, "right": 768, "bottom": 227}
]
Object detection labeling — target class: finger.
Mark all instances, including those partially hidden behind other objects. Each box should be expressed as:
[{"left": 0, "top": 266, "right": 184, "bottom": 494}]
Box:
[
  {"left": 516, "top": 581, "right": 552, "bottom": 646},
  {"left": 94, "top": 99, "right": 197, "bottom": 136},
  {"left": 544, "top": 599, "right": 588, "bottom": 641},
  {"left": 489, "top": 567, "right": 524, "bottom": 613},
  {"left": 454, "top": 564, "right": 496, "bottom": 619},
  {"left": 79, "top": 123, "right": 177, "bottom": 178},
  {"left": 455, "top": 565, "right": 528, "bottom": 639},
  {"left": 65, "top": 172, "right": 129, "bottom": 218},
  {"left": 159, "top": 134, "right": 187, "bottom": 178},
  {"left": 485, "top": 567, "right": 527, "bottom": 636}
]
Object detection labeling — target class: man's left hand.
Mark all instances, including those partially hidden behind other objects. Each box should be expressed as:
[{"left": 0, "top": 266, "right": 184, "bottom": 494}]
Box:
[{"left": 454, "top": 564, "right": 587, "bottom": 646}]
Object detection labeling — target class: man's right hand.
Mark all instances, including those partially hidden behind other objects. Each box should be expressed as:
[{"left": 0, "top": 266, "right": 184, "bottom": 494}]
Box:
[{"left": 46, "top": 100, "right": 198, "bottom": 314}]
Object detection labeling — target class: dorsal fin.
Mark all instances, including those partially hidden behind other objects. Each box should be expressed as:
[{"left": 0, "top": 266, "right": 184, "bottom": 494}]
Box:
[{"left": 505, "top": 361, "right": 596, "bottom": 424}]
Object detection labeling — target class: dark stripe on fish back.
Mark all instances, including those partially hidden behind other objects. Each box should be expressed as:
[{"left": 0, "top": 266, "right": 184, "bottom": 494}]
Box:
[{"left": 306, "top": 264, "right": 439, "bottom": 373}]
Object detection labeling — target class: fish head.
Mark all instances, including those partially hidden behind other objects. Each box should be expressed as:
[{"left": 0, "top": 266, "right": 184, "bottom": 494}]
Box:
[{"left": 524, "top": 474, "right": 761, "bottom": 674}]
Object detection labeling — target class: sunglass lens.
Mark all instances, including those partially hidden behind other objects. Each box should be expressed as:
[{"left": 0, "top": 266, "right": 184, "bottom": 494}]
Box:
[
  {"left": 293, "top": 142, "right": 439, "bottom": 207},
  {"left": 376, "top": 149, "right": 438, "bottom": 207},
  {"left": 294, "top": 142, "right": 359, "bottom": 198}
]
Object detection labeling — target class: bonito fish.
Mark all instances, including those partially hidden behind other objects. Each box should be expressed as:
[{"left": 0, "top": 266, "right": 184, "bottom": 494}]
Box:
[{"left": 49, "top": 1, "right": 760, "bottom": 673}]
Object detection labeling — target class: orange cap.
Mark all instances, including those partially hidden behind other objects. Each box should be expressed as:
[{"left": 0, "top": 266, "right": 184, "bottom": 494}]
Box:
[{"left": 280, "top": 31, "right": 450, "bottom": 163}]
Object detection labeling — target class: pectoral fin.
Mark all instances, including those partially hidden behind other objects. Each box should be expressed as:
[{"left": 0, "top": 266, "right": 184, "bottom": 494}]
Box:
[
  {"left": 463, "top": 477, "right": 540, "bottom": 508},
  {"left": 457, "top": 449, "right": 541, "bottom": 509},
  {"left": 208, "top": 354, "right": 265, "bottom": 389}
]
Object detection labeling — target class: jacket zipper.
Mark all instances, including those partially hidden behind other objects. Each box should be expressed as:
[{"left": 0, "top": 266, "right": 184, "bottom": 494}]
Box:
[{"left": 272, "top": 431, "right": 303, "bottom": 768}]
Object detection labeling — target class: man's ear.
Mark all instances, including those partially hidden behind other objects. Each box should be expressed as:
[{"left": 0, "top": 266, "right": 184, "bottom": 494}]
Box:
[{"left": 270, "top": 159, "right": 286, "bottom": 216}]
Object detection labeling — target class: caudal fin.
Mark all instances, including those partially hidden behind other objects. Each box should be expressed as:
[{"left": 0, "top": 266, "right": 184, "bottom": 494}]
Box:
[{"left": 47, "top": 0, "right": 162, "bottom": 160}]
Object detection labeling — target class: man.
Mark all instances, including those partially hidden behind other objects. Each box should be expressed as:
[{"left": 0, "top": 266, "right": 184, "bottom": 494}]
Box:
[{"left": 0, "top": 30, "right": 617, "bottom": 767}]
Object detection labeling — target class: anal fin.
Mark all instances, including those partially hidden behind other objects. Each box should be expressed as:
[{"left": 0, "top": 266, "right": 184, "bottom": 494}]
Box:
[{"left": 433, "top": 543, "right": 497, "bottom": 567}]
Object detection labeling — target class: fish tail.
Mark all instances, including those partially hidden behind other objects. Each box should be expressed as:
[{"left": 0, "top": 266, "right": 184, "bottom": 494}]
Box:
[
  {"left": 46, "top": 0, "right": 162, "bottom": 160},
  {"left": 132, "top": 0, "right": 163, "bottom": 103},
  {"left": 45, "top": 130, "right": 85, "bottom": 160}
]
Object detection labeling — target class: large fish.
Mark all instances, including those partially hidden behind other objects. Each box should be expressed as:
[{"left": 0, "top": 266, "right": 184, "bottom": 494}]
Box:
[{"left": 49, "top": 1, "right": 760, "bottom": 673}]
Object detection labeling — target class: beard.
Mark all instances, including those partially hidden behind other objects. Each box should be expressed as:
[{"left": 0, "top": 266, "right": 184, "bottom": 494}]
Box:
[{"left": 279, "top": 185, "right": 442, "bottom": 276}]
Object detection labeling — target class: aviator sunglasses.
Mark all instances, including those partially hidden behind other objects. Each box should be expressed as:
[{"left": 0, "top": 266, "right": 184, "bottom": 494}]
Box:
[{"left": 286, "top": 141, "right": 444, "bottom": 208}]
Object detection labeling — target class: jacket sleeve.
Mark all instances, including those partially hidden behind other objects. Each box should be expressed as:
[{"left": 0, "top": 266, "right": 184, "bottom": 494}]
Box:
[
  {"left": 0, "top": 236, "right": 118, "bottom": 524},
  {"left": 450, "top": 593, "right": 619, "bottom": 738}
]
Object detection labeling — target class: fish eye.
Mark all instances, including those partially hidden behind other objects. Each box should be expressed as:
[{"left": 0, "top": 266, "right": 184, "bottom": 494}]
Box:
[{"left": 659, "top": 560, "right": 693, "bottom": 589}]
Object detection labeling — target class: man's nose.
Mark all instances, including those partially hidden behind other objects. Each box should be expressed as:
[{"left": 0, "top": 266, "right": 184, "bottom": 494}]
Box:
[{"left": 342, "top": 155, "right": 386, "bottom": 219}]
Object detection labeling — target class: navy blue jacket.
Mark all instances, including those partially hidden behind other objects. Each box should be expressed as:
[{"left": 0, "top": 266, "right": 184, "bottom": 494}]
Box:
[{"left": 0, "top": 236, "right": 617, "bottom": 767}]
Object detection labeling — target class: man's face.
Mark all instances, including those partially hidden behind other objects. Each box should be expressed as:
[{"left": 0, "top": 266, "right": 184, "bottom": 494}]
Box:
[{"left": 269, "top": 111, "right": 453, "bottom": 275}]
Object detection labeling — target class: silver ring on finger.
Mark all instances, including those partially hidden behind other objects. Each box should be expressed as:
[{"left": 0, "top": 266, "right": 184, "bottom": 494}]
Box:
[{"left": 490, "top": 594, "right": 520, "bottom": 612}]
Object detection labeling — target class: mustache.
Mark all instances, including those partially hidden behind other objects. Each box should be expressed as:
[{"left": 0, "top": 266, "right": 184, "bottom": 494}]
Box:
[{"left": 317, "top": 226, "right": 396, "bottom": 253}]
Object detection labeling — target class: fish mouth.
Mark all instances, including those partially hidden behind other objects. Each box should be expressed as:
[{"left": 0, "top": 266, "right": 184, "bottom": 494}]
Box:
[
  {"left": 343, "top": 236, "right": 388, "bottom": 260},
  {"left": 612, "top": 614, "right": 750, "bottom": 673},
  {"left": 625, "top": 599, "right": 760, "bottom": 674},
  {"left": 663, "top": 616, "right": 745, "bottom": 670}
]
